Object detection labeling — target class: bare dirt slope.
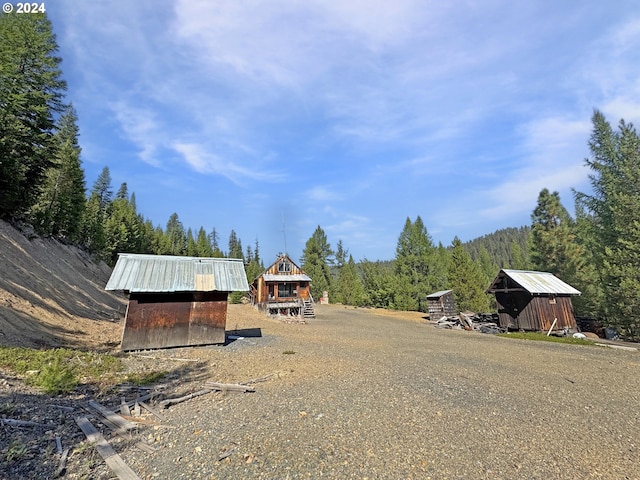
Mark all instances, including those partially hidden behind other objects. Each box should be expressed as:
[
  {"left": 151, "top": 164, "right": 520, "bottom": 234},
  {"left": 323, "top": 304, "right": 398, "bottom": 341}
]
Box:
[{"left": 0, "top": 220, "right": 125, "bottom": 350}]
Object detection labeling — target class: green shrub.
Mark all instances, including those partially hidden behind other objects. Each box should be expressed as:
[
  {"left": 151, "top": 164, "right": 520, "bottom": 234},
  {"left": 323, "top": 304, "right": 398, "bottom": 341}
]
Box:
[{"left": 29, "top": 356, "right": 76, "bottom": 394}]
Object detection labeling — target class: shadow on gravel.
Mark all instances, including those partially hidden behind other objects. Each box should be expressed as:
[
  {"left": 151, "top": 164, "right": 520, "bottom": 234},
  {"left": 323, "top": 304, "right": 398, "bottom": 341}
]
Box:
[{"left": 224, "top": 328, "right": 262, "bottom": 346}]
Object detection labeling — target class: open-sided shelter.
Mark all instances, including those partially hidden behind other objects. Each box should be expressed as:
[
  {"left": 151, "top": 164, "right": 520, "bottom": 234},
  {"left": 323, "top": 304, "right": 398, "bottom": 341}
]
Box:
[
  {"left": 106, "top": 254, "right": 249, "bottom": 351},
  {"left": 250, "top": 254, "right": 314, "bottom": 318},
  {"left": 426, "top": 290, "right": 456, "bottom": 319},
  {"left": 486, "top": 269, "right": 580, "bottom": 332}
]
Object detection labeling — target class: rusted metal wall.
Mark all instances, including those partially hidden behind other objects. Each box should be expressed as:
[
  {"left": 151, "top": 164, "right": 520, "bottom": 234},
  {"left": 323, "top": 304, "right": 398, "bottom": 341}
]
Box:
[
  {"left": 495, "top": 292, "right": 577, "bottom": 331},
  {"left": 121, "top": 291, "right": 227, "bottom": 351}
]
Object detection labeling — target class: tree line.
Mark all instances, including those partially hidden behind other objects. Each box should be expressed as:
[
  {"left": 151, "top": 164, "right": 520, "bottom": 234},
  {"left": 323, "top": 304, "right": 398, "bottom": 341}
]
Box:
[
  {"left": 299, "top": 110, "right": 640, "bottom": 339},
  {"left": 3, "top": 13, "right": 639, "bottom": 337}
]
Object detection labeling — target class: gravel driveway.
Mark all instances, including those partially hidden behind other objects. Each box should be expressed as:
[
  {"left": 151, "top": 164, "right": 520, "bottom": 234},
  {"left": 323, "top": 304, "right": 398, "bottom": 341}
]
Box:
[{"left": 107, "top": 304, "right": 639, "bottom": 480}]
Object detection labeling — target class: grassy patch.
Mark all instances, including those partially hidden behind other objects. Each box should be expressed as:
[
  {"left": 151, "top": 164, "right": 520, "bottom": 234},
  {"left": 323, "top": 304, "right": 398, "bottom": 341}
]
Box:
[
  {"left": 124, "top": 371, "right": 167, "bottom": 386},
  {"left": 0, "top": 347, "right": 128, "bottom": 394},
  {"left": 497, "top": 332, "right": 594, "bottom": 346}
]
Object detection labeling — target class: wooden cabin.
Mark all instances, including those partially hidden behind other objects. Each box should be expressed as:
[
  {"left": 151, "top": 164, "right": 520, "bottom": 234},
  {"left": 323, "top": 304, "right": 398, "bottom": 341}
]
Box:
[
  {"left": 486, "top": 269, "right": 580, "bottom": 332},
  {"left": 250, "top": 254, "right": 315, "bottom": 318},
  {"left": 105, "top": 254, "right": 249, "bottom": 351},
  {"left": 426, "top": 290, "right": 456, "bottom": 319}
]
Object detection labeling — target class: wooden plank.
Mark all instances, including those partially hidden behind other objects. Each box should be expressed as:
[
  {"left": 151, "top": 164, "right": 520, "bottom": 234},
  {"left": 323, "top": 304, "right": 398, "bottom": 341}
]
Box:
[
  {"left": 138, "top": 401, "right": 165, "bottom": 421},
  {"left": 120, "top": 397, "right": 131, "bottom": 416},
  {"left": 159, "top": 388, "right": 214, "bottom": 408},
  {"left": 74, "top": 417, "right": 141, "bottom": 480},
  {"left": 88, "top": 400, "right": 136, "bottom": 432},
  {"left": 204, "top": 382, "right": 256, "bottom": 393}
]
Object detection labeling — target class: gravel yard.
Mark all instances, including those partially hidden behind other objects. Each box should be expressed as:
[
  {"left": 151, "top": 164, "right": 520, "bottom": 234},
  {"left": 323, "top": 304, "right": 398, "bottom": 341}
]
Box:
[{"left": 3, "top": 303, "right": 640, "bottom": 479}]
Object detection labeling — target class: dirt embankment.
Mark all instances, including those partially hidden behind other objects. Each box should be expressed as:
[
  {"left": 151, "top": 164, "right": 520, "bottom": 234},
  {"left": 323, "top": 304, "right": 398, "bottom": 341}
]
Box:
[{"left": 0, "top": 220, "right": 125, "bottom": 351}]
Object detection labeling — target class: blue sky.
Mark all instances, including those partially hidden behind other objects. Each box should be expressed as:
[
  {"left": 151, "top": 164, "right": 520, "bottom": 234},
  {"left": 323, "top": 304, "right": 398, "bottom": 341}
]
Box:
[{"left": 48, "top": 1, "right": 640, "bottom": 262}]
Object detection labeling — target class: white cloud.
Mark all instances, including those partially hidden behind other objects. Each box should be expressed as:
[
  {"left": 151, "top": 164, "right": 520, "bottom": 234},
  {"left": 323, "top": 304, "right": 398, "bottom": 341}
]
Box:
[
  {"left": 111, "top": 102, "right": 162, "bottom": 166},
  {"left": 171, "top": 142, "right": 285, "bottom": 184}
]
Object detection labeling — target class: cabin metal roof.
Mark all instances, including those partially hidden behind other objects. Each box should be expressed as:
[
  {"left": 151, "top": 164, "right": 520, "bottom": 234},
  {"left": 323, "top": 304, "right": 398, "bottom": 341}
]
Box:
[
  {"left": 426, "top": 289, "right": 453, "bottom": 299},
  {"left": 486, "top": 269, "right": 581, "bottom": 296},
  {"left": 105, "top": 254, "right": 249, "bottom": 293}
]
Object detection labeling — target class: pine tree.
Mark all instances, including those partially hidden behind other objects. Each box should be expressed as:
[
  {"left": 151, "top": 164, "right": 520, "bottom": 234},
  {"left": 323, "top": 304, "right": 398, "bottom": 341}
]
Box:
[
  {"left": 245, "top": 239, "right": 265, "bottom": 283},
  {"left": 477, "top": 246, "right": 498, "bottom": 284},
  {"left": 575, "top": 110, "right": 640, "bottom": 337},
  {"left": 448, "top": 237, "right": 491, "bottom": 312},
  {"left": 228, "top": 230, "right": 243, "bottom": 259},
  {"left": 301, "top": 226, "right": 333, "bottom": 300},
  {"left": 30, "top": 105, "right": 86, "bottom": 240},
  {"left": 0, "top": 12, "right": 66, "bottom": 218},
  {"left": 208, "top": 227, "right": 224, "bottom": 257},
  {"left": 186, "top": 228, "right": 197, "bottom": 256},
  {"left": 159, "top": 213, "right": 186, "bottom": 255},
  {"left": 394, "top": 216, "right": 441, "bottom": 311},
  {"left": 103, "top": 193, "right": 144, "bottom": 265},
  {"left": 79, "top": 167, "right": 113, "bottom": 256},
  {"left": 334, "top": 255, "right": 366, "bottom": 306},
  {"left": 195, "top": 227, "right": 213, "bottom": 257},
  {"left": 360, "top": 259, "right": 395, "bottom": 308}
]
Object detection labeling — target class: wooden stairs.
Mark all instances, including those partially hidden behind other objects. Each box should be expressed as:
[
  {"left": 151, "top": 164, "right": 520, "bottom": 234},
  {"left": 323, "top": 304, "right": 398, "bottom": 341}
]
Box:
[{"left": 302, "top": 297, "right": 315, "bottom": 318}]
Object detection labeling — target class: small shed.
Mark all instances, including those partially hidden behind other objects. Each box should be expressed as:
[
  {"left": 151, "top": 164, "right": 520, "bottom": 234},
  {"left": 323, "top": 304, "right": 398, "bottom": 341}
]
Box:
[
  {"left": 426, "top": 290, "right": 456, "bottom": 319},
  {"left": 486, "top": 269, "right": 580, "bottom": 332},
  {"left": 250, "top": 254, "right": 314, "bottom": 318},
  {"left": 105, "top": 254, "right": 249, "bottom": 351}
]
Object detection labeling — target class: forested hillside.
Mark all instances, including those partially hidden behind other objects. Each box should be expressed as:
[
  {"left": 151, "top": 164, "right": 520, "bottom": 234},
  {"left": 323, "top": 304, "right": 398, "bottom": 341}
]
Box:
[{"left": 464, "top": 226, "right": 530, "bottom": 269}]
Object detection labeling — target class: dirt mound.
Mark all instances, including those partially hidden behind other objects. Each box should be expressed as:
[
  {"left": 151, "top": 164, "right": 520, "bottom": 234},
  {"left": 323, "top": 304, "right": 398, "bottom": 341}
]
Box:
[{"left": 0, "top": 220, "right": 125, "bottom": 351}]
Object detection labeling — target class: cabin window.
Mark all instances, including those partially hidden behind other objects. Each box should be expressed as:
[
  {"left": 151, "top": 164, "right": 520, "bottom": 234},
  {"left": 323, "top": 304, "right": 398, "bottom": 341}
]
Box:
[
  {"left": 278, "top": 262, "right": 292, "bottom": 273},
  {"left": 278, "top": 283, "right": 294, "bottom": 297}
]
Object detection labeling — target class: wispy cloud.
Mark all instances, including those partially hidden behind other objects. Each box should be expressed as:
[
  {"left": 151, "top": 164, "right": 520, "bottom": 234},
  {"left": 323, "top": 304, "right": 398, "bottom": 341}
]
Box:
[
  {"left": 171, "top": 142, "right": 285, "bottom": 184},
  {"left": 50, "top": 1, "right": 640, "bottom": 260}
]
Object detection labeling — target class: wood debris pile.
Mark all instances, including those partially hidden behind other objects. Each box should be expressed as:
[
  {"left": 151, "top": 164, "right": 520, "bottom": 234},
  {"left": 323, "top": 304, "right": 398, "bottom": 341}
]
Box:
[
  {"left": 1, "top": 379, "right": 260, "bottom": 480},
  {"left": 432, "top": 312, "right": 504, "bottom": 334}
]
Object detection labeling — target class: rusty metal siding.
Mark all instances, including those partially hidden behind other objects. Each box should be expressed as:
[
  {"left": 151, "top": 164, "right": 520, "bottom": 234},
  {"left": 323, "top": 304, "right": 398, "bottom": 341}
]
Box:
[{"left": 121, "top": 291, "right": 227, "bottom": 351}]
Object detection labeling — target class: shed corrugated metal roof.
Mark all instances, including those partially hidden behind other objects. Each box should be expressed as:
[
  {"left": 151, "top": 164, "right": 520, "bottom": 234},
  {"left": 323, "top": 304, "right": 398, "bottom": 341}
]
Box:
[
  {"left": 105, "top": 254, "right": 249, "bottom": 293},
  {"left": 487, "top": 269, "right": 581, "bottom": 295},
  {"left": 426, "top": 289, "right": 453, "bottom": 299},
  {"left": 262, "top": 274, "right": 312, "bottom": 282}
]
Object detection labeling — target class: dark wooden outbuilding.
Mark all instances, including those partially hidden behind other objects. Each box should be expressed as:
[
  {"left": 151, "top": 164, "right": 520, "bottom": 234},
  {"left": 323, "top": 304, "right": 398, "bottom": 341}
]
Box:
[
  {"left": 105, "top": 254, "right": 249, "bottom": 351},
  {"left": 426, "top": 290, "right": 456, "bottom": 319},
  {"left": 250, "top": 254, "right": 315, "bottom": 318},
  {"left": 486, "top": 269, "right": 580, "bottom": 332}
]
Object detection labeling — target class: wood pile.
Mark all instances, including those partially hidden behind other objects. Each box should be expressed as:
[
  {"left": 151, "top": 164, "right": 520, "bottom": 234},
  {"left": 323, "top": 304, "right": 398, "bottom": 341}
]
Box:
[{"left": 432, "top": 311, "right": 503, "bottom": 334}]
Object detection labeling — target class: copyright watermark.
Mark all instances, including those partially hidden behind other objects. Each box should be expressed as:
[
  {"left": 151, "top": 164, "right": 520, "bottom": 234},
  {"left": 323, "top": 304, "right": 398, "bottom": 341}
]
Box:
[{"left": 2, "top": 3, "right": 46, "bottom": 14}]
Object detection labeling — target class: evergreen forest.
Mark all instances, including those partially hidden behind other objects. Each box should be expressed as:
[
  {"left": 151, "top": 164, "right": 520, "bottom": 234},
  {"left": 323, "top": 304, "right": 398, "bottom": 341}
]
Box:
[{"left": 2, "top": 13, "right": 640, "bottom": 338}]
